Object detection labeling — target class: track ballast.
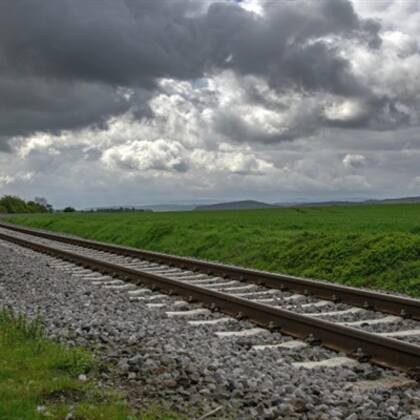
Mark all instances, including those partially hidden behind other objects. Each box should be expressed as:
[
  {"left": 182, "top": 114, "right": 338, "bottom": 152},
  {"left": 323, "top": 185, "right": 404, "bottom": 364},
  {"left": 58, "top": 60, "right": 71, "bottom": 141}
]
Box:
[{"left": 0, "top": 222, "right": 419, "bottom": 376}]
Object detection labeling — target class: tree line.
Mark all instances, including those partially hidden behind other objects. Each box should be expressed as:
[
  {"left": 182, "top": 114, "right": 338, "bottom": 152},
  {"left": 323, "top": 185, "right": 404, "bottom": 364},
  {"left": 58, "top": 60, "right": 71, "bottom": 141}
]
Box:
[{"left": 0, "top": 195, "right": 53, "bottom": 213}]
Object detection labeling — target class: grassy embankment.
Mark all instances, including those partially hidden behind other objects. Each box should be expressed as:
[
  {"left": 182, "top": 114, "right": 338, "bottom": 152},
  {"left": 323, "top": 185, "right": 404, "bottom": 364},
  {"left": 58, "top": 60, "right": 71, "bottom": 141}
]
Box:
[
  {"left": 0, "top": 308, "right": 179, "bottom": 419},
  {"left": 5, "top": 203, "right": 420, "bottom": 297}
]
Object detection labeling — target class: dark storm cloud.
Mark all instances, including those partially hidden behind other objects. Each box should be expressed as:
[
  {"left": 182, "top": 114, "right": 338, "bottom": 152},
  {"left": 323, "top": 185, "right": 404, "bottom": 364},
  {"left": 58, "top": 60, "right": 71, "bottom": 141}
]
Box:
[
  {"left": 0, "top": 0, "right": 204, "bottom": 148},
  {"left": 204, "top": 0, "right": 380, "bottom": 95},
  {"left": 0, "top": 0, "right": 403, "bottom": 150},
  {"left": 0, "top": 137, "right": 11, "bottom": 153},
  {"left": 0, "top": 0, "right": 205, "bottom": 86},
  {"left": 0, "top": 76, "right": 142, "bottom": 137}
]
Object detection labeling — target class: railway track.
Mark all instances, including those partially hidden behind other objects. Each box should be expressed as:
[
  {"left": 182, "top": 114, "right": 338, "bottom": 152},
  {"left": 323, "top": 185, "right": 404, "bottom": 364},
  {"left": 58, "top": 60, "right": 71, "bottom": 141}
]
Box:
[{"left": 0, "top": 222, "right": 419, "bottom": 376}]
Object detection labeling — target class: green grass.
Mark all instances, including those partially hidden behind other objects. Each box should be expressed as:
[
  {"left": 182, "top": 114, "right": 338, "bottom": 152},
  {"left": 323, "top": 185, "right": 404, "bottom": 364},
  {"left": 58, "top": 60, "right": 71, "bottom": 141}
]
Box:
[
  {"left": 4, "top": 203, "right": 420, "bottom": 297},
  {"left": 0, "top": 308, "right": 180, "bottom": 419}
]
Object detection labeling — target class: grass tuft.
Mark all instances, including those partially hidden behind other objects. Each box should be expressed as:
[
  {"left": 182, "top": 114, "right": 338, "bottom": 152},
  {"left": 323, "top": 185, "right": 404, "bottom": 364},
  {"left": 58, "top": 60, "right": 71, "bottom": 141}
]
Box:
[{"left": 0, "top": 308, "right": 180, "bottom": 419}]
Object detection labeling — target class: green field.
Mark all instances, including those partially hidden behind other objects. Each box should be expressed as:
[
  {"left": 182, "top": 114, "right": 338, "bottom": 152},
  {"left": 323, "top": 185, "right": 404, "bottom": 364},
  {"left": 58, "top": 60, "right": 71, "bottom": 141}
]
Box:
[{"left": 5, "top": 204, "right": 420, "bottom": 297}]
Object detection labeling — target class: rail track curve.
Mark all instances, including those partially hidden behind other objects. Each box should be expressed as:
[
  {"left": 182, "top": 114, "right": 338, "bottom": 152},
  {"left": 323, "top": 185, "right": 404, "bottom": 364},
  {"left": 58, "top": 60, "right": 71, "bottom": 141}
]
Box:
[{"left": 0, "top": 221, "right": 419, "bottom": 376}]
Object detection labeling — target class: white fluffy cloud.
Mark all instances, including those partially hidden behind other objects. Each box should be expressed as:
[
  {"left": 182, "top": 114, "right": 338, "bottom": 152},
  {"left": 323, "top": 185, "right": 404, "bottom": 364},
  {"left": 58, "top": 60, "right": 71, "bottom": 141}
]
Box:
[{"left": 102, "top": 140, "right": 188, "bottom": 173}]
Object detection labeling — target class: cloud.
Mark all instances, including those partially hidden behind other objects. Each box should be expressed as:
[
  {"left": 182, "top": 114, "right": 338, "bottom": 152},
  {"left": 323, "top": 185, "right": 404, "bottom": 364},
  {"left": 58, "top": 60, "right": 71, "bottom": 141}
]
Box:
[
  {"left": 342, "top": 153, "right": 367, "bottom": 168},
  {"left": 101, "top": 139, "right": 189, "bottom": 173},
  {"left": 0, "top": 77, "right": 140, "bottom": 139},
  {"left": 0, "top": 0, "right": 420, "bottom": 206},
  {"left": 0, "top": 0, "right": 388, "bottom": 149},
  {"left": 191, "top": 144, "right": 274, "bottom": 175}
]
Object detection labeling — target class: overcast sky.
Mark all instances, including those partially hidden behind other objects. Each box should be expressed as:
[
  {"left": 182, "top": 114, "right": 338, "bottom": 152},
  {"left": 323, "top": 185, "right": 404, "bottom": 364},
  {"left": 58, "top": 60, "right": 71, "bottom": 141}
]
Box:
[{"left": 0, "top": 0, "right": 419, "bottom": 208}]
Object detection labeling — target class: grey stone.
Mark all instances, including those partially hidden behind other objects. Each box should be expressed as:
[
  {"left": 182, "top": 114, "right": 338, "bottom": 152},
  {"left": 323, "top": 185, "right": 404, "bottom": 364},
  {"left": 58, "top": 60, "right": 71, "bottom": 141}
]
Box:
[{"left": 1, "top": 238, "right": 419, "bottom": 419}]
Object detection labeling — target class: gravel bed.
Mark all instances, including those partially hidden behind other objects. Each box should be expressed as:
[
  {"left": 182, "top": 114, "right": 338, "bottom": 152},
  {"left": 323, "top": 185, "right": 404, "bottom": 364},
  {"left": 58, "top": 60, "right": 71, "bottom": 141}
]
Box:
[
  {"left": 0, "top": 239, "right": 420, "bottom": 419},
  {"left": 352, "top": 319, "right": 420, "bottom": 334}
]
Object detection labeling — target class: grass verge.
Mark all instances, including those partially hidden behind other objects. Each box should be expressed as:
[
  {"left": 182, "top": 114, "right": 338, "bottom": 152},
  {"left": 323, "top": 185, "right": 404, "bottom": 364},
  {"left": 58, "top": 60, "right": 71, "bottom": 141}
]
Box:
[
  {"left": 0, "top": 307, "right": 180, "bottom": 419},
  {"left": 4, "top": 203, "right": 420, "bottom": 297}
]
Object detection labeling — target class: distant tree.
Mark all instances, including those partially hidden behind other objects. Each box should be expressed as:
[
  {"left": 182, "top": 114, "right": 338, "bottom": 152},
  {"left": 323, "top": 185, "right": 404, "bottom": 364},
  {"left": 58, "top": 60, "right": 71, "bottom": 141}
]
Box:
[
  {"left": 35, "top": 197, "right": 53, "bottom": 212},
  {"left": 27, "top": 201, "right": 44, "bottom": 213},
  {"left": 0, "top": 195, "right": 28, "bottom": 213},
  {"left": 0, "top": 195, "right": 52, "bottom": 213},
  {"left": 34, "top": 197, "right": 48, "bottom": 207},
  {"left": 63, "top": 206, "right": 76, "bottom": 213}
]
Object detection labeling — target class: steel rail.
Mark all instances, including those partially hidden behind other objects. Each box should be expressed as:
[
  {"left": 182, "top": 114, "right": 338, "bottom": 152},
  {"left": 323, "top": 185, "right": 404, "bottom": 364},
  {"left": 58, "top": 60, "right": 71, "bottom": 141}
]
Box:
[
  {"left": 0, "top": 229, "right": 419, "bottom": 374},
  {"left": 1, "top": 221, "right": 419, "bottom": 320}
]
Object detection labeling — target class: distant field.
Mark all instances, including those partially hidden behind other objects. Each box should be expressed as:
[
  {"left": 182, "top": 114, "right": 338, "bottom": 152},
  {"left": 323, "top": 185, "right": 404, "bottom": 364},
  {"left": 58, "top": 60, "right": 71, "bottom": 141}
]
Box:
[{"left": 5, "top": 204, "right": 420, "bottom": 297}]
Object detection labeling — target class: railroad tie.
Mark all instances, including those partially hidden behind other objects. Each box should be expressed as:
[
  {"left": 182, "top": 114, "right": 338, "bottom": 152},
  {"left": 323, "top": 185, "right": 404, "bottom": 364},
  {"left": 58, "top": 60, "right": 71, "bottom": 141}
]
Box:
[
  {"left": 234, "top": 290, "right": 279, "bottom": 297},
  {"left": 166, "top": 308, "right": 210, "bottom": 318},
  {"left": 92, "top": 279, "right": 123, "bottom": 286},
  {"left": 215, "top": 328, "right": 268, "bottom": 338},
  {"left": 282, "top": 294, "right": 305, "bottom": 302},
  {"left": 300, "top": 300, "right": 330, "bottom": 308},
  {"left": 198, "top": 280, "right": 238, "bottom": 288},
  {"left": 378, "top": 329, "right": 420, "bottom": 338},
  {"left": 131, "top": 294, "right": 167, "bottom": 301},
  {"left": 147, "top": 303, "right": 166, "bottom": 308},
  {"left": 348, "top": 376, "right": 417, "bottom": 392},
  {"left": 127, "top": 288, "right": 152, "bottom": 296},
  {"left": 188, "top": 317, "right": 234, "bottom": 326},
  {"left": 181, "top": 278, "right": 224, "bottom": 285},
  {"left": 252, "top": 340, "right": 308, "bottom": 351},
  {"left": 293, "top": 357, "right": 359, "bottom": 369},
  {"left": 305, "top": 307, "right": 365, "bottom": 317},
  {"left": 103, "top": 283, "right": 136, "bottom": 290},
  {"left": 339, "top": 315, "right": 402, "bottom": 327},
  {"left": 221, "top": 284, "right": 258, "bottom": 292}
]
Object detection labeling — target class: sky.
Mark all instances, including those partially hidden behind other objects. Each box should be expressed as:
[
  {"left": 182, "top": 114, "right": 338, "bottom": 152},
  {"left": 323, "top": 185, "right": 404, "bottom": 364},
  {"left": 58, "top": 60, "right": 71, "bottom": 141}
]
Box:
[{"left": 0, "top": 0, "right": 419, "bottom": 208}]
